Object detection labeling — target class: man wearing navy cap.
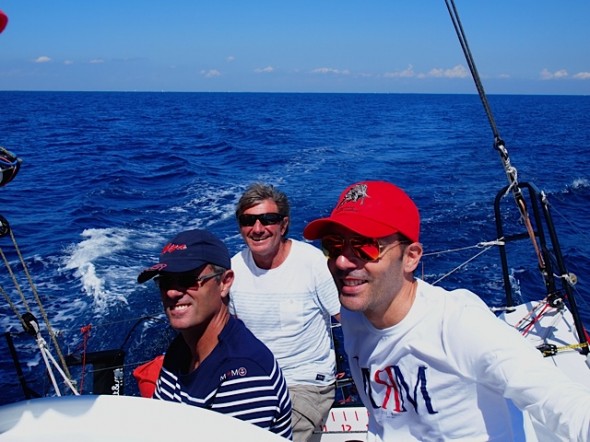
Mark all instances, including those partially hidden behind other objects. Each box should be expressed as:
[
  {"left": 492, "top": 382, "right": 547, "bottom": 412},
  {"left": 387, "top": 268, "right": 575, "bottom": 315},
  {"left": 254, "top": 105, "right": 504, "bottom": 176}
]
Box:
[{"left": 138, "top": 229, "right": 292, "bottom": 439}]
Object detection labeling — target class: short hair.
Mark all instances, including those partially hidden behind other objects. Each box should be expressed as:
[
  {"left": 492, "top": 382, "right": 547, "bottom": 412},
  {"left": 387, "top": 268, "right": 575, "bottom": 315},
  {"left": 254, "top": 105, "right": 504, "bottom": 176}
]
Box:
[
  {"left": 209, "top": 264, "right": 228, "bottom": 283},
  {"left": 207, "top": 264, "right": 230, "bottom": 304},
  {"left": 235, "top": 183, "right": 290, "bottom": 236}
]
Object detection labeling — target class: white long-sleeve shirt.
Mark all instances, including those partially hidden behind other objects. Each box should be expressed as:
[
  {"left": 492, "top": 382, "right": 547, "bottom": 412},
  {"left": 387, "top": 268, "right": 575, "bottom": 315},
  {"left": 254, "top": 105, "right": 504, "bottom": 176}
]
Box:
[{"left": 342, "top": 278, "right": 590, "bottom": 441}]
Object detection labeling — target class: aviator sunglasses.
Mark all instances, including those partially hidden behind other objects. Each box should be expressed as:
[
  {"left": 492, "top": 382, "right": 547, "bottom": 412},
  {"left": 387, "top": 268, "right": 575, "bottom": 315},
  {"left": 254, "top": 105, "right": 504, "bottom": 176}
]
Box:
[
  {"left": 321, "top": 235, "right": 407, "bottom": 262},
  {"left": 154, "top": 269, "right": 224, "bottom": 292},
  {"left": 238, "top": 213, "right": 284, "bottom": 227}
]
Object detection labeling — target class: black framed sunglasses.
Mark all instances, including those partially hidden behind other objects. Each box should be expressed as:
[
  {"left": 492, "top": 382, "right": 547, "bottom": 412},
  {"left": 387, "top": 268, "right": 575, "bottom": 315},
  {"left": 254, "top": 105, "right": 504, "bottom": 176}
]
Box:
[
  {"left": 321, "top": 235, "right": 406, "bottom": 262},
  {"left": 154, "top": 270, "right": 224, "bottom": 292},
  {"left": 238, "top": 213, "right": 284, "bottom": 227}
]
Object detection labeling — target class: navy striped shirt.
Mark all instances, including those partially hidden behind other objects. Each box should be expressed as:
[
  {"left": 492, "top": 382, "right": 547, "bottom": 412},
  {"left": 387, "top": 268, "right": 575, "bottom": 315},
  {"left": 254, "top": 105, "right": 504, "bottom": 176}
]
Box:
[{"left": 154, "top": 316, "right": 292, "bottom": 439}]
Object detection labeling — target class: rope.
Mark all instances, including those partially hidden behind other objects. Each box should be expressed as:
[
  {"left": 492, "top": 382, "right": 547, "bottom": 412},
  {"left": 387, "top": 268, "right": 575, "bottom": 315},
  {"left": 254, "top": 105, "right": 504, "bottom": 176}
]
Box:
[
  {"left": 510, "top": 299, "right": 589, "bottom": 358},
  {"left": 78, "top": 325, "right": 92, "bottom": 393},
  {"left": 0, "top": 248, "right": 34, "bottom": 314},
  {"left": 26, "top": 318, "right": 79, "bottom": 396},
  {"left": 444, "top": 0, "right": 548, "bottom": 282},
  {"left": 1, "top": 228, "right": 73, "bottom": 382},
  {"left": 424, "top": 240, "right": 502, "bottom": 286},
  {"left": 431, "top": 247, "right": 492, "bottom": 286},
  {"left": 519, "top": 302, "right": 553, "bottom": 337},
  {"left": 0, "top": 284, "right": 29, "bottom": 330},
  {"left": 539, "top": 341, "right": 589, "bottom": 357},
  {"left": 517, "top": 195, "right": 546, "bottom": 272},
  {"left": 444, "top": 0, "right": 500, "bottom": 139},
  {"left": 423, "top": 240, "right": 504, "bottom": 257}
]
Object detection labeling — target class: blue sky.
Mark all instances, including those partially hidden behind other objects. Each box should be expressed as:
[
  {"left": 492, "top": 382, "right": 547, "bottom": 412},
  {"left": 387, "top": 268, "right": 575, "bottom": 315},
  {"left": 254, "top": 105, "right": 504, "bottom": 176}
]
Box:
[{"left": 1, "top": 1, "right": 589, "bottom": 95}]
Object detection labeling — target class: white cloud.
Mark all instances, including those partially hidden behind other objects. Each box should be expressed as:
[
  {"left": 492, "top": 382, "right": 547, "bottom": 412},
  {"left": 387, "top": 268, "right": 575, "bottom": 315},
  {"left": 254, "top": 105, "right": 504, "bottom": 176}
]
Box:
[
  {"left": 201, "top": 69, "right": 221, "bottom": 78},
  {"left": 34, "top": 56, "right": 51, "bottom": 63},
  {"left": 310, "top": 67, "right": 350, "bottom": 75},
  {"left": 226, "top": 56, "right": 235, "bottom": 63},
  {"left": 64, "top": 60, "right": 74, "bottom": 65},
  {"left": 426, "top": 65, "right": 468, "bottom": 79},
  {"left": 540, "top": 68, "right": 568, "bottom": 80},
  {"left": 383, "top": 64, "right": 468, "bottom": 80},
  {"left": 254, "top": 66, "right": 274, "bottom": 73},
  {"left": 89, "top": 58, "right": 104, "bottom": 64},
  {"left": 573, "top": 71, "right": 590, "bottom": 80},
  {"left": 384, "top": 65, "right": 415, "bottom": 78}
]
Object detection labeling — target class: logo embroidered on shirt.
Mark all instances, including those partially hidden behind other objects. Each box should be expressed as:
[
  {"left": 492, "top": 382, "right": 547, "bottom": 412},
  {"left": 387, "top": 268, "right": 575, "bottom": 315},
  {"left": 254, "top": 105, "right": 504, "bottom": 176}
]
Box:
[{"left": 220, "top": 366, "right": 248, "bottom": 381}]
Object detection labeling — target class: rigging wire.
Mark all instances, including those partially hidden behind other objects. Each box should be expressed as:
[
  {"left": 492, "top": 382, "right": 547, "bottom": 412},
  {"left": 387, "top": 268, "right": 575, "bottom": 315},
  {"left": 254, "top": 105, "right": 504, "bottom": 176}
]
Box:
[
  {"left": 444, "top": 0, "right": 588, "bottom": 355},
  {"left": 1, "top": 223, "right": 74, "bottom": 385},
  {"left": 443, "top": 0, "right": 500, "bottom": 140},
  {"left": 443, "top": 0, "right": 546, "bottom": 275}
]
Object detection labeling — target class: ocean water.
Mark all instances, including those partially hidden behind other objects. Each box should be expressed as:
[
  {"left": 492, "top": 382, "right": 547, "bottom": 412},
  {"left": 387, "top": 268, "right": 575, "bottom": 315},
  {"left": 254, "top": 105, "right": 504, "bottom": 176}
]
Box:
[{"left": 0, "top": 91, "right": 589, "bottom": 405}]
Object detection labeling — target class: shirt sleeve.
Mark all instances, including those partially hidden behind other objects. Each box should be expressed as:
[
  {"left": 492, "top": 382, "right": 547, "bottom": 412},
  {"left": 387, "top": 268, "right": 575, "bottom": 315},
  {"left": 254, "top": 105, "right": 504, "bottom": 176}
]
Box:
[
  {"left": 311, "top": 246, "right": 340, "bottom": 317},
  {"left": 444, "top": 298, "right": 590, "bottom": 441}
]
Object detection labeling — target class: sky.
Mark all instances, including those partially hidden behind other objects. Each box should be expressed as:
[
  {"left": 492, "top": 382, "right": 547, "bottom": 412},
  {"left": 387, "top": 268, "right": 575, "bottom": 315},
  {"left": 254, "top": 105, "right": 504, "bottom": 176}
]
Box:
[{"left": 1, "top": 1, "right": 589, "bottom": 95}]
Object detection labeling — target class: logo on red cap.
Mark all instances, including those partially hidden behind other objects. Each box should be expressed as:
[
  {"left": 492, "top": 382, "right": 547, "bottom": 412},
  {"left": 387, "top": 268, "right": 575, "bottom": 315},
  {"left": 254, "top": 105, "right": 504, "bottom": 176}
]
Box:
[{"left": 337, "top": 184, "right": 368, "bottom": 208}]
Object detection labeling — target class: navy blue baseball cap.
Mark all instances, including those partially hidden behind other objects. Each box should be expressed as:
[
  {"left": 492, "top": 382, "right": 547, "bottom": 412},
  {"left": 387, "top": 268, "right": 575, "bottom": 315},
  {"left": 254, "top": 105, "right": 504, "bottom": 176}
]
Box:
[{"left": 137, "top": 229, "right": 231, "bottom": 283}]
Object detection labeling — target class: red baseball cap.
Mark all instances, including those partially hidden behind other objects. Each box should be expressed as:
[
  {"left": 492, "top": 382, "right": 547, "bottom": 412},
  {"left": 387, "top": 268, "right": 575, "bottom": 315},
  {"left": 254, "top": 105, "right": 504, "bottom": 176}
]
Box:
[
  {"left": 303, "top": 181, "right": 420, "bottom": 242},
  {"left": 0, "top": 10, "right": 8, "bottom": 34}
]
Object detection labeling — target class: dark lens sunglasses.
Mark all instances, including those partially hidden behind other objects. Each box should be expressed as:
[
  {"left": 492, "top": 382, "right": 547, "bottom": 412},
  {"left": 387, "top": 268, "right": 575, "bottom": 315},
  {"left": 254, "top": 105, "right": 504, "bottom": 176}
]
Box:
[
  {"left": 238, "top": 213, "right": 284, "bottom": 227},
  {"left": 0, "top": 147, "right": 22, "bottom": 187},
  {"left": 154, "top": 270, "right": 224, "bottom": 292},
  {"left": 321, "top": 235, "right": 406, "bottom": 262}
]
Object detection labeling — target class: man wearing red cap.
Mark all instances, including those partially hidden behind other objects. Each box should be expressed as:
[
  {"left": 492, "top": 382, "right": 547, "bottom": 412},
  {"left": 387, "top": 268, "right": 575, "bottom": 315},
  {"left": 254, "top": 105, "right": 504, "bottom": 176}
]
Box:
[{"left": 304, "top": 180, "right": 590, "bottom": 441}]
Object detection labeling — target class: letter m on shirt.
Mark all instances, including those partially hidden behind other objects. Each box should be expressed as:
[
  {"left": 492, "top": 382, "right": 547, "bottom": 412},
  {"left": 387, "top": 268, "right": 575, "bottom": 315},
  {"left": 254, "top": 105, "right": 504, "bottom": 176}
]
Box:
[{"left": 361, "top": 365, "right": 438, "bottom": 415}]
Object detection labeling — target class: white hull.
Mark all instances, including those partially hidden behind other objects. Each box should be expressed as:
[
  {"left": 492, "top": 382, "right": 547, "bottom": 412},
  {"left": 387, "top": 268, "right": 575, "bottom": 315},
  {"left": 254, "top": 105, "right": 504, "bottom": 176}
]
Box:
[
  {"left": 0, "top": 395, "right": 286, "bottom": 442},
  {"left": 500, "top": 300, "right": 590, "bottom": 387}
]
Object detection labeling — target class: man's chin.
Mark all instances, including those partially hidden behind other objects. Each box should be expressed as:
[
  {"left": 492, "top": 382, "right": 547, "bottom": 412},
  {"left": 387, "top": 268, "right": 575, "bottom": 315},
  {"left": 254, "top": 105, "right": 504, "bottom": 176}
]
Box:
[{"left": 339, "top": 293, "right": 365, "bottom": 312}]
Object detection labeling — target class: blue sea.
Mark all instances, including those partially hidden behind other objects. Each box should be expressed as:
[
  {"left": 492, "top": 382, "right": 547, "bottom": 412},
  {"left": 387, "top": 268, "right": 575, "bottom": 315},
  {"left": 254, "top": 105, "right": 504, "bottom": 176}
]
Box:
[{"left": 0, "top": 91, "right": 589, "bottom": 405}]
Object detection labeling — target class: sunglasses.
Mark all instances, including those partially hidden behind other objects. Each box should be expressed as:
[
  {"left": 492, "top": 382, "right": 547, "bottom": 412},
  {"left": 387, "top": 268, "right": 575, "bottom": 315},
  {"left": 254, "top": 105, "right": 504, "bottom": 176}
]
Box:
[
  {"left": 154, "top": 270, "right": 224, "bottom": 292},
  {"left": 238, "top": 213, "right": 284, "bottom": 227},
  {"left": 0, "top": 147, "right": 22, "bottom": 187},
  {"left": 321, "top": 235, "right": 406, "bottom": 262}
]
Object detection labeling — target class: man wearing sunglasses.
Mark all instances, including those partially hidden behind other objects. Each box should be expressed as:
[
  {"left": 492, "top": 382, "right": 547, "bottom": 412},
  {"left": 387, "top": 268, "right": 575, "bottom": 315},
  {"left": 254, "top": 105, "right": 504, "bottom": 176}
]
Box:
[
  {"left": 137, "top": 229, "right": 292, "bottom": 439},
  {"left": 230, "top": 183, "right": 341, "bottom": 442},
  {"left": 303, "top": 180, "right": 590, "bottom": 441}
]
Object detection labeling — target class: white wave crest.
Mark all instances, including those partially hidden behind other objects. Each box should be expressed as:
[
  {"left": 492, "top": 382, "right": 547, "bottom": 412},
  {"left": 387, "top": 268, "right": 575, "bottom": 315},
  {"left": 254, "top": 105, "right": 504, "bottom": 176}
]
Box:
[{"left": 62, "top": 228, "right": 131, "bottom": 311}]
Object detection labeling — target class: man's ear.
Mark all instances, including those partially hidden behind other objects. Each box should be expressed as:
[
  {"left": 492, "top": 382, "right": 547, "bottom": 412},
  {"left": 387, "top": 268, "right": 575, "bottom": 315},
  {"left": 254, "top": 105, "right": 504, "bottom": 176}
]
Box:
[
  {"left": 220, "top": 269, "right": 235, "bottom": 299},
  {"left": 280, "top": 216, "right": 289, "bottom": 236},
  {"left": 404, "top": 242, "right": 423, "bottom": 273}
]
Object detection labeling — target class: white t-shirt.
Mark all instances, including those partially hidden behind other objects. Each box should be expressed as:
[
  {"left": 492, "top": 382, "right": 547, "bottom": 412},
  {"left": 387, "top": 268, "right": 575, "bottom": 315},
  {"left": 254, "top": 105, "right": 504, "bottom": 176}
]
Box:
[
  {"left": 230, "top": 239, "right": 340, "bottom": 386},
  {"left": 343, "top": 278, "right": 590, "bottom": 441}
]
